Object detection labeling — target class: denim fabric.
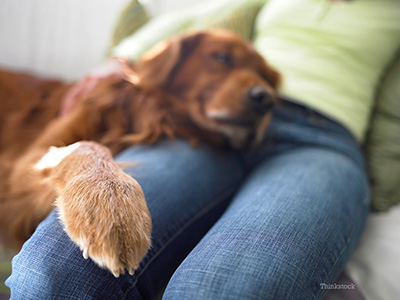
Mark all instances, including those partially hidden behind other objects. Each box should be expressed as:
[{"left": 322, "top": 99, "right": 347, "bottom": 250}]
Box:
[{"left": 6, "top": 99, "right": 370, "bottom": 300}]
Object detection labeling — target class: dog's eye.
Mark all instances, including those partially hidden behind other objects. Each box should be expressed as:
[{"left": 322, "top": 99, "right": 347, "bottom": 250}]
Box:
[{"left": 213, "top": 53, "right": 233, "bottom": 66}]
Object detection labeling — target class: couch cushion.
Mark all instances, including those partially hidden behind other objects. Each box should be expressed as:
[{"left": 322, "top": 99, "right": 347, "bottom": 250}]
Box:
[
  {"left": 365, "top": 52, "right": 400, "bottom": 211},
  {"left": 111, "top": 0, "right": 266, "bottom": 60}
]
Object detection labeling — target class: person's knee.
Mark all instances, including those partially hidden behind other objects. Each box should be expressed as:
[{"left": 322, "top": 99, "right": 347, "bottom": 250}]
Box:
[
  {"left": 164, "top": 257, "right": 316, "bottom": 300},
  {"left": 6, "top": 242, "right": 67, "bottom": 298},
  {"left": 6, "top": 211, "right": 79, "bottom": 298},
  {"left": 6, "top": 211, "right": 131, "bottom": 299},
  {"left": 163, "top": 229, "right": 321, "bottom": 300},
  {"left": 6, "top": 251, "right": 56, "bottom": 300}
]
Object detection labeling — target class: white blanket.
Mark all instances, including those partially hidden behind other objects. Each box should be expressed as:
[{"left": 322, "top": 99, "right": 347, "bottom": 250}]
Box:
[{"left": 347, "top": 205, "right": 400, "bottom": 300}]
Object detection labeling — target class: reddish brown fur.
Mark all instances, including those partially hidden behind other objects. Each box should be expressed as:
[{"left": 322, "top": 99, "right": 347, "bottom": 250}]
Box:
[{"left": 0, "top": 30, "right": 280, "bottom": 276}]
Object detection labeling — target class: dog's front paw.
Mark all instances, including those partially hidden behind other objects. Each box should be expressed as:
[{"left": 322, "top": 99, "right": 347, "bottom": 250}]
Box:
[{"left": 56, "top": 172, "right": 152, "bottom": 277}]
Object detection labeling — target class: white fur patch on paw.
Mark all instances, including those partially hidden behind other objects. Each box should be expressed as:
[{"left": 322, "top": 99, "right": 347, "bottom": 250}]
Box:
[{"left": 34, "top": 143, "right": 81, "bottom": 170}]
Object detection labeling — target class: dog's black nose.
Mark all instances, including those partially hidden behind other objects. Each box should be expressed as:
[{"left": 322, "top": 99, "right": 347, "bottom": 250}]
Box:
[{"left": 247, "top": 86, "right": 274, "bottom": 114}]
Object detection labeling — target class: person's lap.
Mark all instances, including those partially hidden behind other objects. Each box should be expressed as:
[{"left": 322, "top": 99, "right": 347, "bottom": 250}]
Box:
[
  {"left": 163, "top": 146, "right": 369, "bottom": 300},
  {"left": 6, "top": 139, "right": 246, "bottom": 300},
  {"left": 5, "top": 101, "right": 370, "bottom": 300}
]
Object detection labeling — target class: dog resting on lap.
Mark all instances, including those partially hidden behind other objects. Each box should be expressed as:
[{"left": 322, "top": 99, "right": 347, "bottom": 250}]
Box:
[{"left": 0, "top": 30, "right": 280, "bottom": 277}]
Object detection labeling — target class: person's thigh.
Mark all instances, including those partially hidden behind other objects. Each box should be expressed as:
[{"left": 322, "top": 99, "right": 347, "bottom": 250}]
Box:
[
  {"left": 6, "top": 140, "right": 246, "bottom": 300},
  {"left": 163, "top": 145, "right": 370, "bottom": 300}
]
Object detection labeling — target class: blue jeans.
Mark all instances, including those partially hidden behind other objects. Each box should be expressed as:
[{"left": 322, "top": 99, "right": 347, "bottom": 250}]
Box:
[{"left": 6, "top": 100, "right": 370, "bottom": 300}]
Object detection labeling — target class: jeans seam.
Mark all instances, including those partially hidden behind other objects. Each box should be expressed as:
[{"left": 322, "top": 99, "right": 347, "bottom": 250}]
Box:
[{"left": 121, "top": 186, "right": 238, "bottom": 300}]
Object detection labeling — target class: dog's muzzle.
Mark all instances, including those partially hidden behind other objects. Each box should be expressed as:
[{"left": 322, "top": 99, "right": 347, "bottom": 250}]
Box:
[{"left": 247, "top": 85, "right": 275, "bottom": 115}]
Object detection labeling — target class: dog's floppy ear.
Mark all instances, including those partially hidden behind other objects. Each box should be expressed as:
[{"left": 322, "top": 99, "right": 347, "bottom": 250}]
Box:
[
  {"left": 136, "top": 32, "right": 204, "bottom": 89},
  {"left": 260, "top": 61, "right": 281, "bottom": 90}
]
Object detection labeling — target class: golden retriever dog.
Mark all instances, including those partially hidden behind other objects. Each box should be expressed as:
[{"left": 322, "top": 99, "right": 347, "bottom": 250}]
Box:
[{"left": 0, "top": 30, "right": 280, "bottom": 277}]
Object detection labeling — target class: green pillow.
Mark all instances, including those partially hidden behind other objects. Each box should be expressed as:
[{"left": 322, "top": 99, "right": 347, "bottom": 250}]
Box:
[
  {"left": 365, "top": 52, "right": 400, "bottom": 212},
  {"left": 110, "top": 0, "right": 266, "bottom": 60},
  {"left": 107, "top": 0, "right": 151, "bottom": 56}
]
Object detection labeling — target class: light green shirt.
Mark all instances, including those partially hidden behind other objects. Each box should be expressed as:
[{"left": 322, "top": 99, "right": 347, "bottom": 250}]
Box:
[{"left": 254, "top": 0, "right": 400, "bottom": 141}]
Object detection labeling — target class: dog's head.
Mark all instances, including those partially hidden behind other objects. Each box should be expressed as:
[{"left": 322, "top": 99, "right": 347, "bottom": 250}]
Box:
[{"left": 134, "top": 30, "right": 281, "bottom": 149}]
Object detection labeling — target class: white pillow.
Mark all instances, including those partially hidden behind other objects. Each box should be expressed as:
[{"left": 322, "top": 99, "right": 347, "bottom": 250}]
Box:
[{"left": 346, "top": 205, "right": 400, "bottom": 300}]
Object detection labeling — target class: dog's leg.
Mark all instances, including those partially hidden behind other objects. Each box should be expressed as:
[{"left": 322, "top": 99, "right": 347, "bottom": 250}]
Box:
[
  {"left": 0, "top": 106, "right": 91, "bottom": 247},
  {"left": 2, "top": 106, "right": 152, "bottom": 277},
  {"left": 0, "top": 150, "right": 58, "bottom": 248},
  {"left": 37, "top": 142, "right": 152, "bottom": 277}
]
